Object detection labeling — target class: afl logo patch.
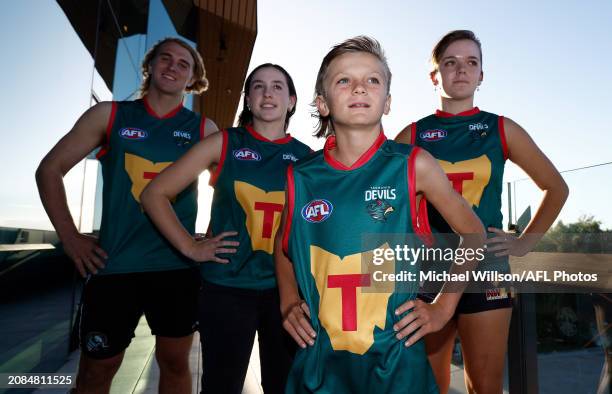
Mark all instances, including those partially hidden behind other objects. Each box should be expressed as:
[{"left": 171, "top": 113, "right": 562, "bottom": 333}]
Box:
[
  {"left": 301, "top": 199, "right": 333, "bottom": 223},
  {"left": 119, "top": 127, "right": 148, "bottom": 140},
  {"left": 233, "top": 148, "right": 261, "bottom": 161},
  {"left": 419, "top": 129, "right": 447, "bottom": 142}
]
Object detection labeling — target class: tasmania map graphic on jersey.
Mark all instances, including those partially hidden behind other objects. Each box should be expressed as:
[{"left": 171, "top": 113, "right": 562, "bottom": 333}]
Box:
[
  {"left": 438, "top": 154, "right": 491, "bottom": 207},
  {"left": 310, "top": 244, "right": 396, "bottom": 355},
  {"left": 124, "top": 153, "right": 172, "bottom": 203}
]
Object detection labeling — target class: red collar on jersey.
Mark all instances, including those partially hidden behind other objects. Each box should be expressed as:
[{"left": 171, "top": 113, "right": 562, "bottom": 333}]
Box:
[
  {"left": 324, "top": 131, "right": 386, "bottom": 171},
  {"left": 245, "top": 124, "right": 293, "bottom": 144},
  {"left": 143, "top": 96, "right": 184, "bottom": 119},
  {"left": 435, "top": 107, "right": 480, "bottom": 118}
]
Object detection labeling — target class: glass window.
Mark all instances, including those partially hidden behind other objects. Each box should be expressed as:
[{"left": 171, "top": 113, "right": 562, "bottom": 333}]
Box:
[{"left": 509, "top": 165, "right": 612, "bottom": 393}]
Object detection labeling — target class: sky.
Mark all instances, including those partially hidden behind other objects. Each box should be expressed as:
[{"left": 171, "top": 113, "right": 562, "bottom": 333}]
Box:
[
  {"left": 0, "top": 0, "right": 611, "bottom": 232},
  {"left": 246, "top": 0, "right": 612, "bottom": 228}
]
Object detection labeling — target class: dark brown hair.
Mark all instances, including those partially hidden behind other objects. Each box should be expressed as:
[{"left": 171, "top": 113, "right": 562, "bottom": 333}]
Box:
[
  {"left": 237, "top": 63, "right": 297, "bottom": 131},
  {"left": 139, "top": 37, "right": 208, "bottom": 97},
  {"left": 431, "top": 30, "right": 482, "bottom": 74},
  {"left": 312, "top": 36, "right": 391, "bottom": 138}
]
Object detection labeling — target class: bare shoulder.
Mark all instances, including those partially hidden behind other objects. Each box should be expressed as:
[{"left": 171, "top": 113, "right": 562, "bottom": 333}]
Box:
[
  {"left": 87, "top": 101, "right": 114, "bottom": 120},
  {"left": 202, "top": 117, "right": 219, "bottom": 137},
  {"left": 502, "top": 116, "right": 530, "bottom": 139},
  {"left": 203, "top": 129, "right": 224, "bottom": 143},
  {"left": 37, "top": 101, "right": 115, "bottom": 170},
  {"left": 74, "top": 101, "right": 115, "bottom": 137},
  {"left": 414, "top": 147, "right": 437, "bottom": 170},
  {"left": 413, "top": 147, "right": 452, "bottom": 196},
  {"left": 194, "top": 129, "right": 224, "bottom": 153},
  {"left": 394, "top": 123, "right": 413, "bottom": 144},
  {"left": 502, "top": 116, "right": 539, "bottom": 159}
]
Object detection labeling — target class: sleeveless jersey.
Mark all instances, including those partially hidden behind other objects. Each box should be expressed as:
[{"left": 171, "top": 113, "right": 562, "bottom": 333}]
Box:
[
  {"left": 204, "top": 125, "right": 311, "bottom": 290},
  {"left": 282, "top": 133, "right": 438, "bottom": 394},
  {"left": 411, "top": 107, "right": 509, "bottom": 276},
  {"left": 96, "top": 97, "right": 205, "bottom": 274},
  {"left": 411, "top": 107, "right": 508, "bottom": 230}
]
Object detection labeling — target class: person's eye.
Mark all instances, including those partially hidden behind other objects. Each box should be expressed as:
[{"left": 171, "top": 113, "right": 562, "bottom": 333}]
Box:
[
  {"left": 444, "top": 60, "right": 456, "bottom": 67},
  {"left": 252, "top": 83, "right": 263, "bottom": 89},
  {"left": 274, "top": 84, "right": 284, "bottom": 90},
  {"left": 368, "top": 77, "right": 380, "bottom": 84},
  {"left": 337, "top": 77, "right": 349, "bottom": 84},
  {"left": 469, "top": 60, "right": 479, "bottom": 66}
]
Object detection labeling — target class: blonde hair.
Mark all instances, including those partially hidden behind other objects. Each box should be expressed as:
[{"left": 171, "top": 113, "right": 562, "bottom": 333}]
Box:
[
  {"left": 312, "top": 36, "right": 391, "bottom": 138},
  {"left": 139, "top": 37, "right": 209, "bottom": 97}
]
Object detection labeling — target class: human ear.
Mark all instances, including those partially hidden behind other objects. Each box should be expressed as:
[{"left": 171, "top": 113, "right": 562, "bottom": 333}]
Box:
[
  {"left": 429, "top": 71, "right": 439, "bottom": 86},
  {"left": 316, "top": 95, "right": 329, "bottom": 117},
  {"left": 383, "top": 94, "right": 391, "bottom": 115},
  {"left": 288, "top": 95, "right": 297, "bottom": 112}
]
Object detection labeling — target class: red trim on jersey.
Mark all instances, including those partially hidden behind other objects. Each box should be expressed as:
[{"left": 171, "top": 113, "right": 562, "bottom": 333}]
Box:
[
  {"left": 282, "top": 164, "right": 295, "bottom": 255},
  {"left": 498, "top": 115, "right": 509, "bottom": 161},
  {"left": 95, "top": 101, "right": 117, "bottom": 160},
  {"left": 410, "top": 122, "right": 417, "bottom": 144},
  {"left": 209, "top": 129, "right": 228, "bottom": 186},
  {"left": 245, "top": 124, "right": 293, "bottom": 144},
  {"left": 199, "top": 116, "right": 207, "bottom": 139},
  {"left": 143, "top": 171, "right": 159, "bottom": 180},
  {"left": 143, "top": 95, "right": 183, "bottom": 119},
  {"left": 435, "top": 107, "right": 480, "bottom": 118},
  {"left": 408, "top": 147, "right": 434, "bottom": 247},
  {"left": 323, "top": 131, "right": 386, "bottom": 171},
  {"left": 416, "top": 196, "right": 433, "bottom": 246}
]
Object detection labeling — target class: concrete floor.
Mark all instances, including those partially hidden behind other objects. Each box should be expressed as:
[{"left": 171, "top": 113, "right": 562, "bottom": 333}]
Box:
[{"left": 35, "top": 316, "right": 606, "bottom": 393}]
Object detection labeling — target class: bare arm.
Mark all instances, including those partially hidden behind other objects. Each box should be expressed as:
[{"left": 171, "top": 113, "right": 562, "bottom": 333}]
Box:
[
  {"left": 35, "top": 102, "right": 112, "bottom": 276},
  {"left": 140, "top": 131, "right": 238, "bottom": 261},
  {"left": 417, "top": 149, "right": 487, "bottom": 290},
  {"left": 274, "top": 202, "right": 316, "bottom": 348},
  {"left": 395, "top": 149, "right": 486, "bottom": 346},
  {"left": 487, "top": 118, "right": 569, "bottom": 256}
]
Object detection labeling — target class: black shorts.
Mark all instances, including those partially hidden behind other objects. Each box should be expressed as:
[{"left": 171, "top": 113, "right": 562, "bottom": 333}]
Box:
[
  {"left": 418, "top": 286, "right": 514, "bottom": 315},
  {"left": 418, "top": 241, "right": 514, "bottom": 314},
  {"left": 78, "top": 268, "right": 200, "bottom": 359}
]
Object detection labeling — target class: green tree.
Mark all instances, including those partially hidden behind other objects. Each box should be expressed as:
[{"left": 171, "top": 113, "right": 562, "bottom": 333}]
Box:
[{"left": 534, "top": 215, "right": 611, "bottom": 253}]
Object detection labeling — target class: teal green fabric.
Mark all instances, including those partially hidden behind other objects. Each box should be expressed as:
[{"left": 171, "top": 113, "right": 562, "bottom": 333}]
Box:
[
  {"left": 414, "top": 108, "right": 508, "bottom": 272},
  {"left": 204, "top": 126, "right": 311, "bottom": 289},
  {"left": 285, "top": 134, "right": 438, "bottom": 393},
  {"left": 414, "top": 108, "right": 506, "bottom": 229},
  {"left": 98, "top": 99, "right": 202, "bottom": 274}
]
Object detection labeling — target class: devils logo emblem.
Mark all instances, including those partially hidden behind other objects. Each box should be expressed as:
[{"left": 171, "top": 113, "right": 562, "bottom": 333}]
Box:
[{"left": 366, "top": 199, "right": 394, "bottom": 221}]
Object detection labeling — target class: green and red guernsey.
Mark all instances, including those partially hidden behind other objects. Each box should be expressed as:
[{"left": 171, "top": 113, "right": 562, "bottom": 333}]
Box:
[
  {"left": 97, "top": 97, "right": 206, "bottom": 274},
  {"left": 204, "top": 126, "right": 311, "bottom": 290},
  {"left": 409, "top": 107, "right": 508, "bottom": 231},
  {"left": 282, "top": 132, "right": 438, "bottom": 394}
]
